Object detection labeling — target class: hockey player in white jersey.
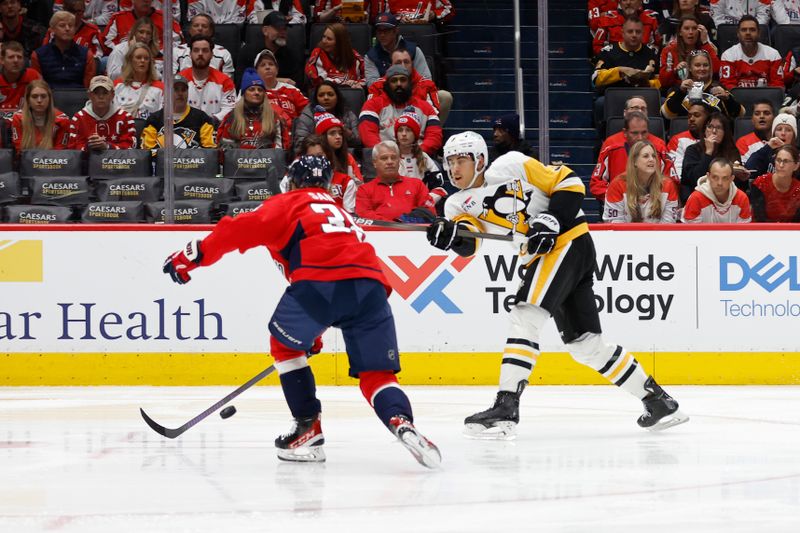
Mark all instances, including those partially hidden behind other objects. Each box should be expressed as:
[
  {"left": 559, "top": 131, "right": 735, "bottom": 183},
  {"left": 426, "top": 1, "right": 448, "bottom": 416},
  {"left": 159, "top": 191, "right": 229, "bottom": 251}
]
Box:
[{"left": 426, "top": 131, "right": 689, "bottom": 438}]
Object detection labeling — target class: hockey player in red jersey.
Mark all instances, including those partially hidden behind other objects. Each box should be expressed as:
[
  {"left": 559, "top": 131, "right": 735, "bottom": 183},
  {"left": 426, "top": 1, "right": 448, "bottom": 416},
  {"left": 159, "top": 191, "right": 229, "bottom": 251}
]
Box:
[{"left": 163, "top": 155, "right": 441, "bottom": 469}]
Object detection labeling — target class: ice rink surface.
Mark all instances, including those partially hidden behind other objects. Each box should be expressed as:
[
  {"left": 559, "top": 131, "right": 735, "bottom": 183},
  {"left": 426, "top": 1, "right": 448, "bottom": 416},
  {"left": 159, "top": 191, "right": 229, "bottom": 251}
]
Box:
[{"left": 1, "top": 385, "right": 800, "bottom": 533}]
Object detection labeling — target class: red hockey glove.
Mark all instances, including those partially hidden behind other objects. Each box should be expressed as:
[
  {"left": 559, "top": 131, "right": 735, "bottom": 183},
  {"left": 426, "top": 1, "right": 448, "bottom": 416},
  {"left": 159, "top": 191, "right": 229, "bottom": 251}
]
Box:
[
  {"left": 309, "top": 336, "right": 324, "bottom": 355},
  {"left": 163, "top": 239, "right": 203, "bottom": 284}
]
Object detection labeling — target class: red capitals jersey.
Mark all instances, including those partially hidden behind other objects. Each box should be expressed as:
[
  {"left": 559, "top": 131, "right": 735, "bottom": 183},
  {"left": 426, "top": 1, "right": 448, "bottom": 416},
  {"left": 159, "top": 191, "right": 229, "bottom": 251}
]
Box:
[
  {"left": 719, "top": 44, "right": 784, "bottom": 89},
  {"left": 368, "top": 69, "right": 441, "bottom": 111},
  {"left": 267, "top": 81, "right": 309, "bottom": 122},
  {"left": 102, "top": 9, "right": 183, "bottom": 52},
  {"left": 10, "top": 109, "right": 71, "bottom": 151},
  {"left": 42, "top": 21, "right": 104, "bottom": 58},
  {"left": 592, "top": 9, "right": 660, "bottom": 55},
  {"left": 0, "top": 68, "right": 41, "bottom": 118},
  {"left": 199, "top": 188, "right": 390, "bottom": 290},
  {"left": 217, "top": 109, "right": 287, "bottom": 150},
  {"left": 67, "top": 107, "right": 137, "bottom": 150}
]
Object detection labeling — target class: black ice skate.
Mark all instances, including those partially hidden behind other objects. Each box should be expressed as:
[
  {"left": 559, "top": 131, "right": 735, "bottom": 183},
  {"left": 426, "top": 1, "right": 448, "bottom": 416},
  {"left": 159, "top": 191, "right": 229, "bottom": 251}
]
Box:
[
  {"left": 388, "top": 415, "right": 441, "bottom": 469},
  {"left": 463, "top": 381, "right": 525, "bottom": 439},
  {"left": 638, "top": 377, "right": 689, "bottom": 431},
  {"left": 275, "top": 413, "right": 326, "bottom": 462}
]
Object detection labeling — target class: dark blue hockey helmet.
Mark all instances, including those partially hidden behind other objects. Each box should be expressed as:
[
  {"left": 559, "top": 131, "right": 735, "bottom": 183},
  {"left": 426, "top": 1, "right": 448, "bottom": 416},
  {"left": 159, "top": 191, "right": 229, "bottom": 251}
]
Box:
[{"left": 288, "top": 155, "right": 333, "bottom": 189}]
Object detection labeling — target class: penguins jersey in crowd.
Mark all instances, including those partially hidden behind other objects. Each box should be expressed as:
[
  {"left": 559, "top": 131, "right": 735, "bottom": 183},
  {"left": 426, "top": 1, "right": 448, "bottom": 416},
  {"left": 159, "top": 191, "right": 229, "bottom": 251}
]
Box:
[
  {"left": 445, "top": 151, "right": 588, "bottom": 266},
  {"left": 140, "top": 106, "right": 216, "bottom": 149}
]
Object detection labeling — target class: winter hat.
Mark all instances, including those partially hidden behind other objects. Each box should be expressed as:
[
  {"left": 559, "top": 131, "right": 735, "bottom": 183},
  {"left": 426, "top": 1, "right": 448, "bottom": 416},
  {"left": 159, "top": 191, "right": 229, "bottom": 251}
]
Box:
[
  {"left": 394, "top": 106, "right": 421, "bottom": 139},
  {"left": 772, "top": 113, "right": 798, "bottom": 138},
  {"left": 314, "top": 105, "right": 343, "bottom": 135},
  {"left": 240, "top": 67, "right": 265, "bottom": 92},
  {"left": 386, "top": 64, "right": 409, "bottom": 80},
  {"left": 493, "top": 113, "right": 520, "bottom": 140}
]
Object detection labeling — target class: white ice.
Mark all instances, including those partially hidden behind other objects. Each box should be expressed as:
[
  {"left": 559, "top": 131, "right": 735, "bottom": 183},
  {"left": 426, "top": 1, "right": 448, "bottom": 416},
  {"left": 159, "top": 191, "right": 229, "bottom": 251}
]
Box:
[{"left": 1, "top": 385, "right": 799, "bottom": 533}]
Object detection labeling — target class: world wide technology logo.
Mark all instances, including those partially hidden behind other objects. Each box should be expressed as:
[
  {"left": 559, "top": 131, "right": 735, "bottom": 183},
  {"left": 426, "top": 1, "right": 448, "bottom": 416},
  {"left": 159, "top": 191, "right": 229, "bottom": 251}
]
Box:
[{"left": 379, "top": 255, "right": 474, "bottom": 313}]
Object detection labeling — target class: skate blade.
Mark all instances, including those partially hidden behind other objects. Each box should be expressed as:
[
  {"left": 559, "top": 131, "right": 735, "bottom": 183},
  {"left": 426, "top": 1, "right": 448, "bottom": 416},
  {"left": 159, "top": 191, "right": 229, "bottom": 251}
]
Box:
[
  {"left": 398, "top": 431, "right": 442, "bottom": 469},
  {"left": 276, "top": 446, "right": 326, "bottom": 463},
  {"left": 463, "top": 422, "right": 517, "bottom": 440},
  {"left": 646, "top": 410, "right": 690, "bottom": 432}
]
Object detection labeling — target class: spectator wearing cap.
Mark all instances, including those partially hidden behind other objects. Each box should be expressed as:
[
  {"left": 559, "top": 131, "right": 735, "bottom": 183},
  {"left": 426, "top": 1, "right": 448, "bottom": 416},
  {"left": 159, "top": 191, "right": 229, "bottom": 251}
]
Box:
[
  {"left": 179, "top": 35, "right": 236, "bottom": 125},
  {"left": 382, "top": 0, "right": 455, "bottom": 24},
  {"left": 141, "top": 74, "right": 216, "bottom": 150},
  {"left": 306, "top": 22, "right": 366, "bottom": 89},
  {"left": 293, "top": 79, "right": 360, "bottom": 153},
  {"left": 31, "top": 11, "right": 96, "bottom": 90},
  {"left": 0, "top": 0, "right": 46, "bottom": 59},
  {"left": 237, "top": 10, "right": 304, "bottom": 88},
  {"left": 369, "top": 47, "right": 453, "bottom": 124},
  {"left": 255, "top": 49, "right": 308, "bottom": 127},
  {"left": 314, "top": 105, "right": 362, "bottom": 212},
  {"left": 174, "top": 14, "right": 234, "bottom": 78},
  {"left": 218, "top": 67, "right": 286, "bottom": 150},
  {"left": 246, "top": 0, "right": 307, "bottom": 25},
  {"left": 365, "top": 13, "right": 433, "bottom": 87},
  {"left": 745, "top": 113, "right": 798, "bottom": 178},
  {"left": 68, "top": 75, "right": 137, "bottom": 151},
  {"left": 488, "top": 113, "right": 534, "bottom": 160},
  {"left": 359, "top": 64, "right": 442, "bottom": 156},
  {"left": 102, "top": 0, "right": 183, "bottom": 53},
  {"left": 355, "top": 139, "right": 437, "bottom": 221}
]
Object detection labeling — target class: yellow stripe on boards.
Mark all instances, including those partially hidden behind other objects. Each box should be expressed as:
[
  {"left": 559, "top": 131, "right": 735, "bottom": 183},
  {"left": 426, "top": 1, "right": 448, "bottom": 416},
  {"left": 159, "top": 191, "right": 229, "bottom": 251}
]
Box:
[{"left": 3, "top": 352, "right": 800, "bottom": 385}]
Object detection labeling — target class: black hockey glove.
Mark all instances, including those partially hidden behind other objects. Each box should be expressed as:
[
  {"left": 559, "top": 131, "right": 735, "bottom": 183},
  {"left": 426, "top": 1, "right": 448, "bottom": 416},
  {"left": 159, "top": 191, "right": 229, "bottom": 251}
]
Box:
[
  {"left": 426, "top": 217, "right": 458, "bottom": 250},
  {"left": 422, "top": 169, "right": 445, "bottom": 190},
  {"left": 525, "top": 212, "right": 560, "bottom": 256}
]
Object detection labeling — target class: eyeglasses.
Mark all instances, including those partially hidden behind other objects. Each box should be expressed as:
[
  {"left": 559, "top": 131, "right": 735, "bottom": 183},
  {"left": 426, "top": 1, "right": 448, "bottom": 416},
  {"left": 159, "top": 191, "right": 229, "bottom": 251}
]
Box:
[
  {"left": 775, "top": 158, "right": 797, "bottom": 166},
  {"left": 706, "top": 124, "right": 723, "bottom": 131}
]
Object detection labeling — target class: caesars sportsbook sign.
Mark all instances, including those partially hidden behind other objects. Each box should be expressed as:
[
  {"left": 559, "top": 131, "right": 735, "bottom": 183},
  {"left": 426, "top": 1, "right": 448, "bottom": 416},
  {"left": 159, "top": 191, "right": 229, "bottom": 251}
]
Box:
[{"left": 1, "top": 228, "right": 799, "bottom": 354}]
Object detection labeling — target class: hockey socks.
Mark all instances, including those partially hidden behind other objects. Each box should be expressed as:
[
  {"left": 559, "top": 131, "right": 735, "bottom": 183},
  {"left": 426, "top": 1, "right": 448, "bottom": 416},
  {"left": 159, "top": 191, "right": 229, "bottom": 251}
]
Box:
[
  {"left": 278, "top": 363, "right": 322, "bottom": 419},
  {"left": 596, "top": 346, "right": 649, "bottom": 399},
  {"left": 359, "top": 371, "right": 412, "bottom": 427},
  {"left": 499, "top": 337, "right": 538, "bottom": 393}
]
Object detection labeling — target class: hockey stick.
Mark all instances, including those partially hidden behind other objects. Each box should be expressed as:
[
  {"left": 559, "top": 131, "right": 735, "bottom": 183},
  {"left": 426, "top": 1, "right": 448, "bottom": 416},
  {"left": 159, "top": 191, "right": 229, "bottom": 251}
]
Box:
[
  {"left": 352, "top": 217, "right": 513, "bottom": 242},
  {"left": 139, "top": 364, "right": 277, "bottom": 439}
]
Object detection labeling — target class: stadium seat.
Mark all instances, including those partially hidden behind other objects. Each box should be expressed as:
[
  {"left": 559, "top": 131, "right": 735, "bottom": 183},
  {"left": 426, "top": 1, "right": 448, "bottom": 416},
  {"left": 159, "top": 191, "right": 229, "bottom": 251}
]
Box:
[
  {"left": 223, "top": 148, "right": 286, "bottom": 183},
  {"left": 606, "top": 116, "right": 665, "bottom": 139},
  {"left": 4, "top": 204, "right": 73, "bottom": 223},
  {"left": 20, "top": 149, "right": 83, "bottom": 177},
  {"left": 729, "top": 87, "right": 784, "bottom": 116},
  {"left": 309, "top": 23, "right": 372, "bottom": 55},
  {"left": 214, "top": 23, "right": 243, "bottom": 61},
  {"left": 361, "top": 147, "right": 376, "bottom": 182},
  {"left": 155, "top": 148, "right": 219, "bottom": 178},
  {"left": 81, "top": 201, "right": 145, "bottom": 223},
  {"left": 603, "top": 87, "right": 661, "bottom": 119},
  {"left": 716, "top": 24, "right": 770, "bottom": 54},
  {"left": 398, "top": 23, "right": 437, "bottom": 55},
  {"left": 339, "top": 87, "right": 366, "bottom": 114},
  {"left": 53, "top": 88, "right": 88, "bottom": 118},
  {"left": 772, "top": 24, "right": 800, "bottom": 57},
  {"left": 243, "top": 24, "right": 305, "bottom": 66},
  {"left": 668, "top": 117, "right": 689, "bottom": 138},
  {"left": 734, "top": 117, "right": 755, "bottom": 139},
  {"left": 426, "top": 55, "right": 438, "bottom": 84},
  {"left": 89, "top": 149, "right": 152, "bottom": 179}
]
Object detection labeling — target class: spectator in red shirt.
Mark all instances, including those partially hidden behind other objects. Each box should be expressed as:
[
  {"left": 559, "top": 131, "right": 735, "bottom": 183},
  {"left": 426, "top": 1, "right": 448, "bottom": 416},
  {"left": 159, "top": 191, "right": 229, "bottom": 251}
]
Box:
[
  {"left": 736, "top": 99, "right": 774, "bottom": 164},
  {"left": 306, "top": 22, "right": 365, "bottom": 89},
  {"left": 719, "top": 15, "right": 784, "bottom": 90},
  {"left": 658, "top": 15, "right": 718, "bottom": 91},
  {"left": 749, "top": 144, "right": 800, "bottom": 222},
  {"left": 67, "top": 75, "right": 137, "bottom": 151},
  {"left": 355, "top": 140, "right": 436, "bottom": 221},
  {"left": 102, "top": 0, "right": 183, "bottom": 53},
  {"left": 254, "top": 49, "right": 308, "bottom": 126},
  {"left": 682, "top": 157, "right": 752, "bottom": 223},
  {"left": 10, "top": 79, "right": 70, "bottom": 153},
  {"left": 592, "top": 0, "right": 660, "bottom": 56},
  {"left": 0, "top": 40, "right": 41, "bottom": 120},
  {"left": 0, "top": 0, "right": 46, "bottom": 58}
]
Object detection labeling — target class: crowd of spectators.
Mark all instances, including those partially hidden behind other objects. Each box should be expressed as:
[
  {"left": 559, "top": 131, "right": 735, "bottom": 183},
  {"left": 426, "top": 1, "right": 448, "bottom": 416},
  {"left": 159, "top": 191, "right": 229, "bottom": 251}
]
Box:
[
  {"left": 0, "top": 0, "right": 457, "bottom": 223},
  {"left": 591, "top": 0, "right": 800, "bottom": 223}
]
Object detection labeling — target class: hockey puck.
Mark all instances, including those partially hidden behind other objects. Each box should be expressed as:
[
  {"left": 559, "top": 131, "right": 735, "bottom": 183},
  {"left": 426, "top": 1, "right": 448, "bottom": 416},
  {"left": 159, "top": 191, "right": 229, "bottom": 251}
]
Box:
[{"left": 220, "top": 406, "right": 237, "bottom": 419}]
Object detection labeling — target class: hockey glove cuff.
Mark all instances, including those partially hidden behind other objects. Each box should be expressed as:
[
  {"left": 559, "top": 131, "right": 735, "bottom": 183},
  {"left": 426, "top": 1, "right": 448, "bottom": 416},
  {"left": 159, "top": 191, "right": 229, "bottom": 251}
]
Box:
[
  {"left": 163, "top": 239, "right": 203, "bottom": 284},
  {"left": 525, "top": 212, "right": 560, "bottom": 256}
]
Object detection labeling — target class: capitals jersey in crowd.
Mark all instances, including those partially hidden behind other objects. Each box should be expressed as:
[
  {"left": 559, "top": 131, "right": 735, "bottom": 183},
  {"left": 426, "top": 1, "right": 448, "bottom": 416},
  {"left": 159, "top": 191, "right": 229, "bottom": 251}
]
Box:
[
  {"left": 709, "top": 0, "right": 770, "bottom": 25},
  {"left": 174, "top": 43, "right": 234, "bottom": 78},
  {"left": 371, "top": 0, "right": 454, "bottom": 23},
  {"left": 179, "top": 67, "right": 237, "bottom": 123},
  {"left": 188, "top": 0, "right": 248, "bottom": 23},
  {"left": 591, "top": 8, "right": 660, "bottom": 55},
  {"left": 772, "top": 0, "right": 800, "bottom": 23},
  {"left": 446, "top": 152, "right": 588, "bottom": 266},
  {"left": 0, "top": 68, "right": 41, "bottom": 119},
  {"left": 719, "top": 44, "right": 784, "bottom": 89},
  {"left": 54, "top": 1, "right": 182, "bottom": 25},
  {"left": 359, "top": 94, "right": 442, "bottom": 155},
  {"left": 682, "top": 175, "right": 752, "bottom": 223},
  {"left": 102, "top": 8, "right": 183, "bottom": 51},
  {"left": 267, "top": 81, "right": 310, "bottom": 121},
  {"left": 67, "top": 105, "right": 137, "bottom": 150},
  {"left": 736, "top": 132, "right": 767, "bottom": 164},
  {"left": 10, "top": 109, "right": 71, "bottom": 151},
  {"left": 196, "top": 188, "right": 389, "bottom": 290},
  {"left": 590, "top": 136, "right": 677, "bottom": 203},
  {"left": 603, "top": 176, "right": 680, "bottom": 223}
]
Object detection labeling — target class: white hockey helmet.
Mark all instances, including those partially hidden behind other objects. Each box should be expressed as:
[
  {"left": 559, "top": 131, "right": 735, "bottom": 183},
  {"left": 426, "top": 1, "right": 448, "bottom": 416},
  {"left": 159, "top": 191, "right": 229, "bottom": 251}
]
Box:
[{"left": 442, "top": 131, "right": 489, "bottom": 189}]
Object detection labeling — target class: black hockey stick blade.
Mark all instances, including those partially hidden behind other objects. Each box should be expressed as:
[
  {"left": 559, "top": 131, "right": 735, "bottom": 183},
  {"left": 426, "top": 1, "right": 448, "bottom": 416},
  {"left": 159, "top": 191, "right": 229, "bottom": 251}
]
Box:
[
  {"left": 140, "top": 364, "right": 277, "bottom": 439},
  {"left": 352, "top": 217, "right": 513, "bottom": 242}
]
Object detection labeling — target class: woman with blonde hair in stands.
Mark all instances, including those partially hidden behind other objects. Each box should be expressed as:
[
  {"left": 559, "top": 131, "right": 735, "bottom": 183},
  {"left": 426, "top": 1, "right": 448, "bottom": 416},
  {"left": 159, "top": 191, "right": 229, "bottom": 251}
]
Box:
[
  {"left": 305, "top": 22, "right": 365, "bottom": 89},
  {"left": 113, "top": 42, "right": 164, "bottom": 120},
  {"left": 10, "top": 79, "right": 70, "bottom": 152},
  {"left": 603, "top": 140, "right": 680, "bottom": 223},
  {"left": 106, "top": 17, "right": 163, "bottom": 81},
  {"left": 218, "top": 68, "right": 284, "bottom": 150}
]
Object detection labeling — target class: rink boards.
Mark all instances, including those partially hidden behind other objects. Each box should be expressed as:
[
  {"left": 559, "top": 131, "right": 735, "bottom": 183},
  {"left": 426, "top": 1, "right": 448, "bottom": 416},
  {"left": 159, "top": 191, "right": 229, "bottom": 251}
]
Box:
[{"left": 1, "top": 224, "right": 800, "bottom": 385}]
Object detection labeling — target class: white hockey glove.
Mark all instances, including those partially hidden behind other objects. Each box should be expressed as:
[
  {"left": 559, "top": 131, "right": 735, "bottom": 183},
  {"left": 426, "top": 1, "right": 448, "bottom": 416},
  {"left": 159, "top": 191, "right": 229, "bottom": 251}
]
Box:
[{"left": 525, "top": 212, "right": 560, "bottom": 256}]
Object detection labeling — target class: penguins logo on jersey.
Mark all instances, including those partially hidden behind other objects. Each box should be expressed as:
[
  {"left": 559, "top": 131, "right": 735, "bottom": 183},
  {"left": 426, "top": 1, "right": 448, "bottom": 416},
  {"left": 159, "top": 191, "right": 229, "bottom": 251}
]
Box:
[
  {"left": 481, "top": 180, "right": 531, "bottom": 233},
  {"left": 157, "top": 127, "right": 199, "bottom": 149}
]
